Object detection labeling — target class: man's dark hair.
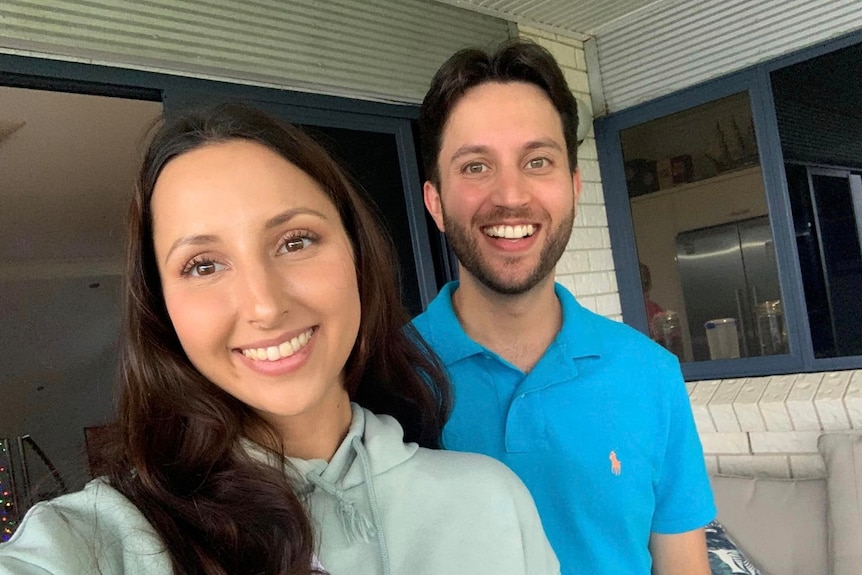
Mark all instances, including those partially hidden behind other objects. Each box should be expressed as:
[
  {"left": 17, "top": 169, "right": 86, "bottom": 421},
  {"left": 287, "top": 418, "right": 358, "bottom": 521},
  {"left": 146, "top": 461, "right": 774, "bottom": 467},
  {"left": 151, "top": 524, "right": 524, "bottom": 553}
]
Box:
[{"left": 419, "top": 39, "right": 579, "bottom": 187}]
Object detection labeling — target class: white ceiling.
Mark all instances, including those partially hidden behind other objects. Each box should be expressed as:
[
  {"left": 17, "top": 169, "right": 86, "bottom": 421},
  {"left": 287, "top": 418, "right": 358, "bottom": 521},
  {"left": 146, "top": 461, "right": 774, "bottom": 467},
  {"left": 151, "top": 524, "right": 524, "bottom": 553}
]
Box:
[
  {"left": 434, "top": 0, "right": 663, "bottom": 38},
  {"left": 0, "top": 87, "right": 162, "bottom": 280}
]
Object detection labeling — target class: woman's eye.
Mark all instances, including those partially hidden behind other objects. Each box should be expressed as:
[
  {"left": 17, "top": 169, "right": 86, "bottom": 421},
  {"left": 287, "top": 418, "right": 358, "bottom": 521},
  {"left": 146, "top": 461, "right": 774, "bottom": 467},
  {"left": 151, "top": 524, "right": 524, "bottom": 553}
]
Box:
[
  {"left": 464, "top": 162, "right": 489, "bottom": 174},
  {"left": 281, "top": 236, "right": 313, "bottom": 253},
  {"left": 184, "top": 260, "right": 224, "bottom": 277},
  {"left": 527, "top": 158, "right": 549, "bottom": 169}
]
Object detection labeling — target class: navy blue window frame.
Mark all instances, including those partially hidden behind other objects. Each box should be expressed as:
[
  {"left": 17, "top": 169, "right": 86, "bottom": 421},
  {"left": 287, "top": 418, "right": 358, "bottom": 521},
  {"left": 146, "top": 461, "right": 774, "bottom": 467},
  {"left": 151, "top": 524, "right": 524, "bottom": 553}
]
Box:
[
  {"left": 0, "top": 53, "right": 441, "bottom": 311},
  {"left": 595, "top": 30, "right": 862, "bottom": 381}
]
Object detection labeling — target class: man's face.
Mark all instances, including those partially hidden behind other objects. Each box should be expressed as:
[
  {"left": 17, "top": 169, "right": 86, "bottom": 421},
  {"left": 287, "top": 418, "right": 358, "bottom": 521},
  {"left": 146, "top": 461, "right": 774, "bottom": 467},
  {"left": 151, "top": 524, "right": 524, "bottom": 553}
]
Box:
[{"left": 424, "top": 81, "right": 580, "bottom": 295}]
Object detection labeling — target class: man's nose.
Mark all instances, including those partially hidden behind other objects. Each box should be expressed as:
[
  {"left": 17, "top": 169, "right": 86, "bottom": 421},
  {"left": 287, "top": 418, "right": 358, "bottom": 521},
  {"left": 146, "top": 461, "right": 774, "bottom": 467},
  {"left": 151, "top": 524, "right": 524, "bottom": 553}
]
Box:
[{"left": 491, "top": 165, "right": 530, "bottom": 207}]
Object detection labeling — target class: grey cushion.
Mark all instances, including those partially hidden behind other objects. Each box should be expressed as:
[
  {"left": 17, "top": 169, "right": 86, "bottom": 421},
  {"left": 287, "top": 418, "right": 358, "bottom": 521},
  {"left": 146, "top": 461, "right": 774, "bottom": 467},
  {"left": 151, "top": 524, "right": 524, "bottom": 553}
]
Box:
[
  {"left": 709, "top": 475, "right": 828, "bottom": 575},
  {"left": 818, "top": 433, "right": 862, "bottom": 575}
]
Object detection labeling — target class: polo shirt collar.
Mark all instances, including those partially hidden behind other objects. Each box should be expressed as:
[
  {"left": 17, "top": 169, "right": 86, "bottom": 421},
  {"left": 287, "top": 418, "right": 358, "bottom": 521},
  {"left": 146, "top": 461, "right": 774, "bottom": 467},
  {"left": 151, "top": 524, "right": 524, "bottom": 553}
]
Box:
[
  {"left": 422, "top": 281, "right": 486, "bottom": 366},
  {"left": 552, "top": 282, "right": 604, "bottom": 361},
  {"left": 424, "top": 281, "right": 604, "bottom": 367}
]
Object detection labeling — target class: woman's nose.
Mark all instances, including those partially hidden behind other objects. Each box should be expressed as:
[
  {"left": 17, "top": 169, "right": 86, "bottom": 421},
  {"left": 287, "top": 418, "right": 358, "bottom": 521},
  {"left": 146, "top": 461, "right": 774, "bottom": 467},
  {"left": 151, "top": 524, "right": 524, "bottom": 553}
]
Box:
[{"left": 238, "top": 263, "right": 289, "bottom": 327}]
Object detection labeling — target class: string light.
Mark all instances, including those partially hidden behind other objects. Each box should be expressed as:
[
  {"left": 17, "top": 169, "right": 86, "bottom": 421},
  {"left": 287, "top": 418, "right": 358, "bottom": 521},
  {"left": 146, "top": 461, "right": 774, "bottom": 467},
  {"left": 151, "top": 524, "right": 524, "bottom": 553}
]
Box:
[{"left": 0, "top": 441, "right": 18, "bottom": 542}]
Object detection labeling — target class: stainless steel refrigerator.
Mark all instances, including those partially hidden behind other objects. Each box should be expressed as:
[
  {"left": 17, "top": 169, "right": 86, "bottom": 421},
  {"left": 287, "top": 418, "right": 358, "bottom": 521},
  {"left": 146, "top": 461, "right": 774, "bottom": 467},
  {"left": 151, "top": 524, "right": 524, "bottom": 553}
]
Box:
[{"left": 675, "top": 216, "right": 782, "bottom": 361}]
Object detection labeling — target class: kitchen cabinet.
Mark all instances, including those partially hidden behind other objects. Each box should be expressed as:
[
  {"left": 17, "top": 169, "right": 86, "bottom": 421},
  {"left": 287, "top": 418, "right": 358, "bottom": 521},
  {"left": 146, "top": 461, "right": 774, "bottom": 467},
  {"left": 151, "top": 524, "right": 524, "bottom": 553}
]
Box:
[
  {"left": 671, "top": 166, "right": 767, "bottom": 232},
  {"left": 630, "top": 165, "right": 769, "bottom": 361}
]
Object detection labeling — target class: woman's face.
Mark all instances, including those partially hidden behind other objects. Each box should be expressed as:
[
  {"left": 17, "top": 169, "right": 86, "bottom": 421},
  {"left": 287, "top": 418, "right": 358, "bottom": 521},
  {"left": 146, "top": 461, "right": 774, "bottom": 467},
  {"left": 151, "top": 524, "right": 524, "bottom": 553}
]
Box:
[{"left": 152, "top": 139, "right": 360, "bottom": 441}]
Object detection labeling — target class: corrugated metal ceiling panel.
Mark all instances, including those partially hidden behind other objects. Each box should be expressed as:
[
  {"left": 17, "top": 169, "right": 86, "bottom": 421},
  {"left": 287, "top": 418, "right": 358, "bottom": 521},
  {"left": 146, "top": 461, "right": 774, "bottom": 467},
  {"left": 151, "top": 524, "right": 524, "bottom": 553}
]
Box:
[
  {"left": 434, "top": 0, "right": 657, "bottom": 37},
  {"left": 596, "top": 0, "right": 862, "bottom": 112},
  {"left": 0, "top": 0, "right": 511, "bottom": 103}
]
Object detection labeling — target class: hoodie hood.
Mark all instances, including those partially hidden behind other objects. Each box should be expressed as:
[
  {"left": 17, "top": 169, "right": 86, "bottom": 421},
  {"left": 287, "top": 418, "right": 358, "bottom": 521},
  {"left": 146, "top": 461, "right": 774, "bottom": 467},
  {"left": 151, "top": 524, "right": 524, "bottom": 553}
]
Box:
[
  {"left": 288, "top": 403, "right": 418, "bottom": 490},
  {"left": 243, "top": 404, "right": 416, "bottom": 575}
]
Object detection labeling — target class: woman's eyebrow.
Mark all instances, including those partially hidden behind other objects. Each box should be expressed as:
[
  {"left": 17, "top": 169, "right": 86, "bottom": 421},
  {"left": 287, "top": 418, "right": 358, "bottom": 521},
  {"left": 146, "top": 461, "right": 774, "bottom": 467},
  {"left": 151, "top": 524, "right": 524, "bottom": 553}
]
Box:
[
  {"left": 164, "top": 208, "right": 331, "bottom": 263},
  {"left": 165, "top": 233, "right": 218, "bottom": 263},
  {"left": 265, "top": 207, "right": 329, "bottom": 230}
]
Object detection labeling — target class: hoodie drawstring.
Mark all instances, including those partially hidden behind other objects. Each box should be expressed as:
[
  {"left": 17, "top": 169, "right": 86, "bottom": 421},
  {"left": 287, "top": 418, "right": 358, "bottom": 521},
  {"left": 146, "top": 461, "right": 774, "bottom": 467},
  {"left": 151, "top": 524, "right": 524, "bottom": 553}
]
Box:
[
  {"left": 352, "top": 435, "right": 391, "bottom": 575},
  {"left": 304, "top": 472, "right": 376, "bottom": 545},
  {"left": 303, "top": 436, "right": 391, "bottom": 575}
]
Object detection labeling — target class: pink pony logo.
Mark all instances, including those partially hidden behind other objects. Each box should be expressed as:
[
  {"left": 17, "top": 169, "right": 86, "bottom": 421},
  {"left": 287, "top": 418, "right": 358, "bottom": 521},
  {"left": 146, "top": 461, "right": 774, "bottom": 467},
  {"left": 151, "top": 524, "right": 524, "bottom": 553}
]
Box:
[{"left": 609, "top": 451, "right": 622, "bottom": 476}]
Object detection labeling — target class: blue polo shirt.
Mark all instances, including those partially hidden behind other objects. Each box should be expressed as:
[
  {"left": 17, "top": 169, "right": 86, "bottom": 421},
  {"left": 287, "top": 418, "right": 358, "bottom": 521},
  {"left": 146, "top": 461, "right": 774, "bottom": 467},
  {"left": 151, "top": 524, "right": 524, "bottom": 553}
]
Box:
[{"left": 412, "top": 282, "right": 715, "bottom": 575}]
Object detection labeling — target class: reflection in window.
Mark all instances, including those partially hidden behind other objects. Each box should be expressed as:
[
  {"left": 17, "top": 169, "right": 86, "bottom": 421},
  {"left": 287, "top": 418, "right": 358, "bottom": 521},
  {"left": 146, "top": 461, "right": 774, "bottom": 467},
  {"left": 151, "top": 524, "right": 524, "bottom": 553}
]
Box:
[
  {"left": 773, "top": 42, "right": 862, "bottom": 359},
  {"left": 622, "top": 93, "right": 786, "bottom": 363}
]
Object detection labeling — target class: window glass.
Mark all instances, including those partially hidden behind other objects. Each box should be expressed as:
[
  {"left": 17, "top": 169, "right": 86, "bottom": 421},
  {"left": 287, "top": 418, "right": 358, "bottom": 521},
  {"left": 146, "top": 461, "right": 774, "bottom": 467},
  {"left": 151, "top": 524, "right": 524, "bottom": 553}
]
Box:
[
  {"left": 621, "top": 93, "right": 786, "bottom": 363},
  {"left": 772, "top": 42, "right": 862, "bottom": 358},
  {"left": 300, "top": 125, "right": 426, "bottom": 316}
]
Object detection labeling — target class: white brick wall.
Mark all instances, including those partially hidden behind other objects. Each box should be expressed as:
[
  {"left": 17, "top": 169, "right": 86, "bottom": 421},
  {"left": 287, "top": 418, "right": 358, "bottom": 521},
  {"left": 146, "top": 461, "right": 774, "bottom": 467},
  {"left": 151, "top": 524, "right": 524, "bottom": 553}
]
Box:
[
  {"left": 689, "top": 371, "right": 862, "bottom": 479},
  {"left": 517, "top": 25, "right": 621, "bottom": 321},
  {"left": 516, "top": 26, "right": 861, "bottom": 482}
]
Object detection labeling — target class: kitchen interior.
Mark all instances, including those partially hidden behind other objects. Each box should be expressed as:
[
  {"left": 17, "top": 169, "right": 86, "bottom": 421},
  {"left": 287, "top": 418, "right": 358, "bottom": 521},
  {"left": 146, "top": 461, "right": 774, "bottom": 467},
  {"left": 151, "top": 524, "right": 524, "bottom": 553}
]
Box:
[
  {"left": 624, "top": 91, "right": 782, "bottom": 364},
  {"left": 625, "top": 40, "right": 862, "bottom": 364}
]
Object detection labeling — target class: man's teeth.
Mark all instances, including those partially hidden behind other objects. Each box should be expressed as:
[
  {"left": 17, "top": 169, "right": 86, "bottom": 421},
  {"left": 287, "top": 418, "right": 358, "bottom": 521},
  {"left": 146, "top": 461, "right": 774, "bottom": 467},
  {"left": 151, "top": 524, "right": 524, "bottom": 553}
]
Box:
[
  {"left": 242, "top": 328, "right": 314, "bottom": 361},
  {"left": 484, "top": 224, "right": 536, "bottom": 239}
]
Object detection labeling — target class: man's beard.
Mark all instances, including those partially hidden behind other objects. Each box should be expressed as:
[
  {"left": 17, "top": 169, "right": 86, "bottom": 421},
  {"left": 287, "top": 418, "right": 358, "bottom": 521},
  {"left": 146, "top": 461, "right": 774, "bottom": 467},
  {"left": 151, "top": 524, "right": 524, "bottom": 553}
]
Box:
[{"left": 442, "top": 205, "right": 575, "bottom": 295}]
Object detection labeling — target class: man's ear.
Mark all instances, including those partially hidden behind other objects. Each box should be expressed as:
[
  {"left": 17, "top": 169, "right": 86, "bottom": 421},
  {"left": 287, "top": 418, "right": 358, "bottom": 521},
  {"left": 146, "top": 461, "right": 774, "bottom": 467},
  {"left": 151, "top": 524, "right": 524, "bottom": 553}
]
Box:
[
  {"left": 572, "top": 168, "right": 583, "bottom": 205},
  {"left": 423, "top": 181, "right": 446, "bottom": 232}
]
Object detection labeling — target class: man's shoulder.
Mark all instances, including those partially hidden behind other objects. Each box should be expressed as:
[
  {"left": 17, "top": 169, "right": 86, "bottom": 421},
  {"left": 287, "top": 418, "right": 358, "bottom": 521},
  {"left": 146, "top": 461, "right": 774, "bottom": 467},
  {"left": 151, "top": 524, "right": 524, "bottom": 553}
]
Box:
[
  {"left": 411, "top": 282, "right": 459, "bottom": 344},
  {"left": 558, "top": 287, "right": 662, "bottom": 348},
  {"left": 553, "top": 286, "right": 682, "bottom": 380},
  {"left": 411, "top": 305, "right": 437, "bottom": 335}
]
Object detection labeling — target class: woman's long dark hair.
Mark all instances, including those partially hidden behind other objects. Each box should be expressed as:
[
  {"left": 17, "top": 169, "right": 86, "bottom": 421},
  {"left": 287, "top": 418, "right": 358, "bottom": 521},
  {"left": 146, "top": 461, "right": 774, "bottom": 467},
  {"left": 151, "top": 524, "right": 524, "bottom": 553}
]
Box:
[{"left": 102, "top": 102, "right": 452, "bottom": 575}]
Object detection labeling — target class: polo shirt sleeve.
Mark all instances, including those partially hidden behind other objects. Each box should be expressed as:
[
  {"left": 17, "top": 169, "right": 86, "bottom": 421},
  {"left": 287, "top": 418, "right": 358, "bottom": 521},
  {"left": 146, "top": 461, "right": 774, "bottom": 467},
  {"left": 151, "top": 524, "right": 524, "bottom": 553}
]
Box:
[{"left": 651, "top": 364, "right": 716, "bottom": 534}]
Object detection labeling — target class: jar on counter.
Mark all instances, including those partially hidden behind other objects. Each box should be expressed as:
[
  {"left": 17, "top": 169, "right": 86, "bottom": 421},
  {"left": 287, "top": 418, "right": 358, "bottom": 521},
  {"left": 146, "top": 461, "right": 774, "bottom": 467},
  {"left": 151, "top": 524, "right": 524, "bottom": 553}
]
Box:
[
  {"left": 651, "top": 310, "right": 684, "bottom": 360},
  {"left": 755, "top": 299, "right": 787, "bottom": 355}
]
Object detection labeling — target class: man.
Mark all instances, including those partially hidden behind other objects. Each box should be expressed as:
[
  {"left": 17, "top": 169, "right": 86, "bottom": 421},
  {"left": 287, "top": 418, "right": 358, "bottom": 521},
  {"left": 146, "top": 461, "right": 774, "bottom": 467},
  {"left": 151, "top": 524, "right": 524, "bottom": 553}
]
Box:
[{"left": 412, "top": 40, "right": 715, "bottom": 575}]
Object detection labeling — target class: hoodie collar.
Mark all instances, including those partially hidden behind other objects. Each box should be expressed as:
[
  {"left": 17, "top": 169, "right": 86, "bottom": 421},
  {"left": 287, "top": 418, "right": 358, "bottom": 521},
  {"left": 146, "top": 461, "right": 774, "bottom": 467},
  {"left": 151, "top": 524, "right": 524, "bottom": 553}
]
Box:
[
  {"left": 242, "top": 404, "right": 404, "bottom": 575},
  {"left": 289, "top": 403, "right": 418, "bottom": 491}
]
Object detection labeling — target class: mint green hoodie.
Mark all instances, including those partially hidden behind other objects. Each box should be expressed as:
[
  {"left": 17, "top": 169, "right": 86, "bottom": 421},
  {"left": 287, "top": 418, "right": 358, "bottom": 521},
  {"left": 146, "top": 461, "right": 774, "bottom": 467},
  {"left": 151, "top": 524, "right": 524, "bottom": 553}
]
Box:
[{"left": 0, "top": 404, "right": 559, "bottom": 574}]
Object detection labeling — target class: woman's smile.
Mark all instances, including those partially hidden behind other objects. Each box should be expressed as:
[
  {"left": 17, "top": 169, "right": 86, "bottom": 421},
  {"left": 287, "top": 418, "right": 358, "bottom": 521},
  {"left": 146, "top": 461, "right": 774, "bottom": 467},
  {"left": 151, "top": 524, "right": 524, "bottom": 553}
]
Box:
[{"left": 238, "top": 326, "right": 316, "bottom": 362}]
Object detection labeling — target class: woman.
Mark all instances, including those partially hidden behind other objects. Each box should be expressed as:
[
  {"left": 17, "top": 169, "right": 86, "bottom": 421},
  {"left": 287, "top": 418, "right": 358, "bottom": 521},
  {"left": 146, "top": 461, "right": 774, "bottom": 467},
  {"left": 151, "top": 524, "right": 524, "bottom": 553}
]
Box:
[{"left": 0, "top": 103, "right": 558, "bottom": 575}]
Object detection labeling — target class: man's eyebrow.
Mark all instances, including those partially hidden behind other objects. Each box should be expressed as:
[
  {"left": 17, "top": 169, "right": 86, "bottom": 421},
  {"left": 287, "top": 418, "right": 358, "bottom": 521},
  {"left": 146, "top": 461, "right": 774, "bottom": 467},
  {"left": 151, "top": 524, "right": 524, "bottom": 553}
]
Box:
[
  {"left": 447, "top": 139, "right": 564, "bottom": 165},
  {"left": 448, "top": 144, "right": 491, "bottom": 164},
  {"left": 524, "top": 138, "right": 564, "bottom": 153}
]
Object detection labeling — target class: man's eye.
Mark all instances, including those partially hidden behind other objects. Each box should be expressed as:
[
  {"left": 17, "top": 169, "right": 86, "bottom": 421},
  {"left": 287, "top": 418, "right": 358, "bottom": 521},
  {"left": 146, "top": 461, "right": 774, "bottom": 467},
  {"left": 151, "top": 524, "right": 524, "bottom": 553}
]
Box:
[
  {"left": 464, "top": 163, "right": 488, "bottom": 174},
  {"left": 527, "top": 158, "right": 549, "bottom": 169}
]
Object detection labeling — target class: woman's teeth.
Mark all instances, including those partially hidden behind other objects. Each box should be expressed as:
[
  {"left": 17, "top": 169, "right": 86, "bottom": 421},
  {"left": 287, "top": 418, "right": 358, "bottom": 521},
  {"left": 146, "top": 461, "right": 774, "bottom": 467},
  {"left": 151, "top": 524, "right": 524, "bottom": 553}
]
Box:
[
  {"left": 242, "top": 328, "right": 314, "bottom": 361},
  {"left": 484, "top": 224, "right": 536, "bottom": 239}
]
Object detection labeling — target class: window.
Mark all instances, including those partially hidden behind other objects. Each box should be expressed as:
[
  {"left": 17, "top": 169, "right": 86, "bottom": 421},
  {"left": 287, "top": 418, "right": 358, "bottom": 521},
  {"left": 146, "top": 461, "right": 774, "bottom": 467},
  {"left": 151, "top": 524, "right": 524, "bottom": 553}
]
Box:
[
  {"left": 598, "top": 33, "right": 862, "bottom": 379},
  {"left": 621, "top": 92, "right": 780, "bottom": 365},
  {"left": 772, "top": 42, "right": 862, "bottom": 359}
]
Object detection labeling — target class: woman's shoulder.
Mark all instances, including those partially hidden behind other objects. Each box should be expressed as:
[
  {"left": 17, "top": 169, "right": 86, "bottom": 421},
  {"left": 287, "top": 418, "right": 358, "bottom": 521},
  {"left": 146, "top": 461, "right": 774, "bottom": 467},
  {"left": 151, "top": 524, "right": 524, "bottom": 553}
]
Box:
[
  {"left": 408, "top": 448, "right": 531, "bottom": 494},
  {"left": 30, "top": 478, "right": 148, "bottom": 530},
  {"left": 385, "top": 449, "right": 560, "bottom": 575},
  {"left": 0, "top": 479, "right": 170, "bottom": 574}
]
